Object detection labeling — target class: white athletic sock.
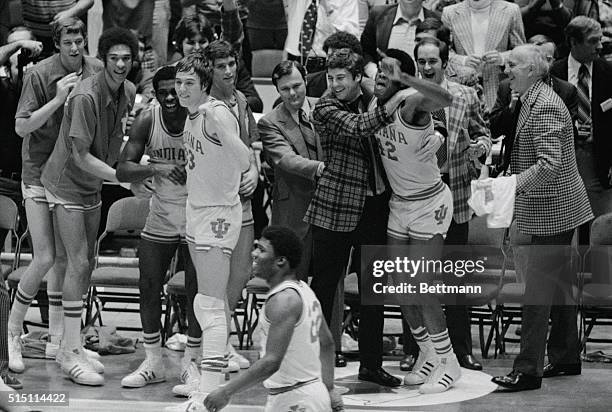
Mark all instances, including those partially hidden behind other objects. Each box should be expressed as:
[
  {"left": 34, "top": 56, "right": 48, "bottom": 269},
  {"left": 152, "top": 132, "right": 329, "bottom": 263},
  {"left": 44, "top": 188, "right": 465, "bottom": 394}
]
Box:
[
  {"left": 143, "top": 331, "right": 162, "bottom": 361},
  {"left": 430, "top": 329, "right": 453, "bottom": 358},
  {"left": 8, "top": 285, "right": 35, "bottom": 334},
  {"left": 411, "top": 326, "right": 432, "bottom": 352},
  {"left": 48, "top": 291, "right": 63, "bottom": 343},
  {"left": 62, "top": 300, "right": 83, "bottom": 350},
  {"left": 183, "top": 336, "right": 202, "bottom": 369},
  {"left": 193, "top": 294, "right": 227, "bottom": 394}
]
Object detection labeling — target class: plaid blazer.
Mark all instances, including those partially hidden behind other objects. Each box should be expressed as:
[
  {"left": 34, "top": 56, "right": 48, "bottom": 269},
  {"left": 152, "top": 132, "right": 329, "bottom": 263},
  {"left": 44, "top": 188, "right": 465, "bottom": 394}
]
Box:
[
  {"left": 446, "top": 80, "right": 491, "bottom": 224},
  {"left": 510, "top": 80, "right": 593, "bottom": 236},
  {"left": 304, "top": 93, "right": 392, "bottom": 232},
  {"left": 442, "top": 0, "right": 525, "bottom": 111}
]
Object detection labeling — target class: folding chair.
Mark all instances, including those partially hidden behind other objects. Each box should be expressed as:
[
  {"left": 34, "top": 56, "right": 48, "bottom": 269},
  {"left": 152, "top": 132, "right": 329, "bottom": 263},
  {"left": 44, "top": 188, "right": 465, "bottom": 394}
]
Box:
[
  {"left": 579, "top": 212, "right": 612, "bottom": 350},
  {"left": 86, "top": 197, "right": 151, "bottom": 331}
]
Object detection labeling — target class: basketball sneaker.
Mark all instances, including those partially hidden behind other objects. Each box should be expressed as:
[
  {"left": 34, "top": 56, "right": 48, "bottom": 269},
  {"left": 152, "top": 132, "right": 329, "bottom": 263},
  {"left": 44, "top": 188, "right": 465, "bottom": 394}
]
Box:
[{"left": 121, "top": 357, "right": 166, "bottom": 387}]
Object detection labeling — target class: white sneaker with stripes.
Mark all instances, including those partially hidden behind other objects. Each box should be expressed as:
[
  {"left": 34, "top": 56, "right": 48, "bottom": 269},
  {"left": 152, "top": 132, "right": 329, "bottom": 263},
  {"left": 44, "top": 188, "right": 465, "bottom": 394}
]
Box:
[
  {"left": 8, "top": 331, "right": 24, "bottom": 373},
  {"left": 418, "top": 356, "right": 461, "bottom": 394},
  {"left": 164, "top": 391, "right": 207, "bottom": 412},
  {"left": 173, "top": 361, "right": 200, "bottom": 397},
  {"left": 121, "top": 358, "right": 166, "bottom": 388},
  {"left": 59, "top": 347, "right": 104, "bottom": 386},
  {"left": 55, "top": 345, "right": 104, "bottom": 374},
  {"left": 403, "top": 347, "right": 439, "bottom": 385}
]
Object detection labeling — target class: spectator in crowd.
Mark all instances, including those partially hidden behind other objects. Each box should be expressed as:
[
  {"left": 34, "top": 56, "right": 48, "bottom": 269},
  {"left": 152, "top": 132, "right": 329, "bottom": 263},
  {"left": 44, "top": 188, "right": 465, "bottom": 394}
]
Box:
[
  {"left": 10, "top": 18, "right": 103, "bottom": 376},
  {"left": 358, "top": 0, "right": 399, "bottom": 33},
  {"left": 571, "top": 0, "right": 612, "bottom": 61},
  {"left": 40, "top": 27, "right": 137, "bottom": 386},
  {"left": 0, "top": 26, "right": 41, "bottom": 243},
  {"left": 550, "top": 17, "right": 612, "bottom": 220},
  {"left": 22, "top": 0, "right": 93, "bottom": 58},
  {"left": 516, "top": 0, "right": 573, "bottom": 51},
  {"left": 492, "top": 44, "right": 593, "bottom": 392},
  {"left": 170, "top": 0, "right": 264, "bottom": 112},
  {"left": 284, "top": 0, "right": 360, "bottom": 74},
  {"left": 414, "top": 37, "right": 491, "bottom": 372},
  {"left": 102, "top": 0, "right": 154, "bottom": 57},
  {"left": 305, "top": 31, "right": 369, "bottom": 97},
  {"left": 305, "top": 50, "right": 411, "bottom": 387},
  {"left": 491, "top": 34, "right": 578, "bottom": 175},
  {"left": 361, "top": 0, "right": 441, "bottom": 79},
  {"left": 259, "top": 61, "right": 323, "bottom": 281},
  {"left": 246, "top": 0, "right": 287, "bottom": 51},
  {"left": 181, "top": 0, "right": 252, "bottom": 72},
  {"left": 442, "top": 0, "right": 526, "bottom": 111}
]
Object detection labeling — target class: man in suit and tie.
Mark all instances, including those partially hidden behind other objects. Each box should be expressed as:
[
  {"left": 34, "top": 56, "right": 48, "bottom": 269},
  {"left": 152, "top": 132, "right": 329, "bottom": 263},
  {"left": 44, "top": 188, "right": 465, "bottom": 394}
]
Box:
[
  {"left": 259, "top": 60, "right": 324, "bottom": 282},
  {"left": 414, "top": 37, "right": 491, "bottom": 372},
  {"left": 491, "top": 34, "right": 579, "bottom": 175},
  {"left": 492, "top": 44, "right": 593, "bottom": 392},
  {"left": 442, "top": 0, "right": 526, "bottom": 111},
  {"left": 550, "top": 16, "right": 612, "bottom": 221},
  {"left": 361, "top": 0, "right": 441, "bottom": 79}
]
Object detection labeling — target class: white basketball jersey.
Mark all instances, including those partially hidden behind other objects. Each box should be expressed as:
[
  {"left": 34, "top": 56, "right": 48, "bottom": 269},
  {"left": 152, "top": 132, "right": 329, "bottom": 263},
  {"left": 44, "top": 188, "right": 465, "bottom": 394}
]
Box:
[
  {"left": 258, "top": 280, "right": 323, "bottom": 389},
  {"left": 370, "top": 94, "right": 441, "bottom": 197},
  {"left": 145, "top": 105, "right": 188, "bottom": 207},
  {"left": 183, "top": 99, "right": 250, "bottom": 208}
]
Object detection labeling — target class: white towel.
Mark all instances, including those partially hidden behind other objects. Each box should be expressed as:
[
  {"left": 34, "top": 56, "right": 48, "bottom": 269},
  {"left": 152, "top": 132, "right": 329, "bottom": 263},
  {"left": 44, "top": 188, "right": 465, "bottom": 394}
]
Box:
[{"left": 468, "top": 176, "right": 516, "bottom": 228}]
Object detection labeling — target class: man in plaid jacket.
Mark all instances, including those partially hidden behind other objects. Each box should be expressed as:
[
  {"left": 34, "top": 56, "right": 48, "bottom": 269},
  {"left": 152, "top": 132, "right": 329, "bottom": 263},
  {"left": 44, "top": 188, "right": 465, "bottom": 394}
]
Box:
[
  {"left": 304, "top": 50, "right": 411, "bottom": 387},
  {"left": 492, "top": 44, "right": 593, "bottom": 392}
]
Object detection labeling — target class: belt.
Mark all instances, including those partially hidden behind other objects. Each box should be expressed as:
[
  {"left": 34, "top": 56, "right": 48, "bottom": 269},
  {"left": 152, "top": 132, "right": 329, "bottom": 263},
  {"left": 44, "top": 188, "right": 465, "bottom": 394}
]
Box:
[{"left": 268, "top": 378, "right": 318, "bottom": 395}]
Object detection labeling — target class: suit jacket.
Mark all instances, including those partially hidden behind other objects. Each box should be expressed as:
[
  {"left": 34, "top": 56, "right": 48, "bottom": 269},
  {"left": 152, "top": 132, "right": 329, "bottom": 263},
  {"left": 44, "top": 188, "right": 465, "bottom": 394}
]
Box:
[
  {"left": 490, "top": 75, "right": 578, "bottom": 172},
  {"left": 360, "top": 4, "right": 440, "bottom": 66},
  {"left": 445, "top": 80, "right": 492, "bottom": 224},
  {"left": 258, "top": 98, "right": 323, "bottom": 242},
  {"left": 510, "top": 80, "right": 592, "bottom": 236},
  {"left": 550, "top": 57, "right": 612, "bottom": 188},
  {"left": 305, "top": 88, "right": 391, "bottom": 232},
  {"left": 442, "top": 0, "right": 525, "bottom": 110}
]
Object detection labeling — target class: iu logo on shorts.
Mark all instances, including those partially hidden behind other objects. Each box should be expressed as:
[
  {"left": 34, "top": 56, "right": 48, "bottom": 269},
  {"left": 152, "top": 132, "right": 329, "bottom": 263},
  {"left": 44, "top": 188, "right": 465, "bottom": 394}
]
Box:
[
  {"left": 434, "top": 204, "right": 448, "bottom": 225},
  {"left": 211, "top": 218, "right": 230, "bottom": 238}
]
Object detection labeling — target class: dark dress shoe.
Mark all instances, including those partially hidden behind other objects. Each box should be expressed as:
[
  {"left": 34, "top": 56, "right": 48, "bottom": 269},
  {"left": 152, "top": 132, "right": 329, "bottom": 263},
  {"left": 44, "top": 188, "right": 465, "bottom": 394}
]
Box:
[
  {"left": 335, "top": 352, "right": 347, "bottom": 368},
  {"left": 542, "top": 363, "right": 581, "bottom": 378},
  {"left": 400, "top": 354, "right": 417, "bottom": 371},
  {"left": 492, "top": 370, "right": 541, "bottom": 392},
  {"left": 458, "top": 354, "right": 483, "bottom": 371},
  {"left": 3, "top": 374, "right": 22, "bottom": 390},
  {"left": 358, "top": 366, "right": 402, "bottom": 387}
]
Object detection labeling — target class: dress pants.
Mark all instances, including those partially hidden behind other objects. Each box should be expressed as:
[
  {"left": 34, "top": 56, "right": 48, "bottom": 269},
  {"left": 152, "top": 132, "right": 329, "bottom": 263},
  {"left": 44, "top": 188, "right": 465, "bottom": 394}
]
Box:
[
  {"left": 311, "top": 193, "right": 389, "bottom": 369},
  {"left": 513, "top": 230, "right": 580, "bottom": 377}
]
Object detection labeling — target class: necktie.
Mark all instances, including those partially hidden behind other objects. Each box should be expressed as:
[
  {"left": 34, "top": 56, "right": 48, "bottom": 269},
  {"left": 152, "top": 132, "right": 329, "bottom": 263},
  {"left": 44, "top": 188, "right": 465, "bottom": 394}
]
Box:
[
  {"left": 577, "top": 64, "right": 592, "bottom": 142},
  {"left": 299, "top": 109, "right": 318, "bottom": 160},
  {"left": 300, "top": 0, "right": 318, "bottom": 64},
  {"left": 502, "top": 98, "right": 522, "bottom": 172},
  {"left": 431, "top": 108, "right": 447, "bottom": 169}
]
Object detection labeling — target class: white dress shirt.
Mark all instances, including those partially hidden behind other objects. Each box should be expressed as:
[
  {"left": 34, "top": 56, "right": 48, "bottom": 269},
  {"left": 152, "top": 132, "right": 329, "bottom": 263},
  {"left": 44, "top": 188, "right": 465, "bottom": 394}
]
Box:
[{"left": 387, "top": 6, "right": 425, "bottom": 59}]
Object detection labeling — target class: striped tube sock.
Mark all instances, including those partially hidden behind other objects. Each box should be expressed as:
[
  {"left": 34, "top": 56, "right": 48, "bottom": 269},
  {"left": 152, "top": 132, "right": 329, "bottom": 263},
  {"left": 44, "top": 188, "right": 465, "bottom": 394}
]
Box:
[
  {"left": 48, "top": 291, "right": 64, "bottom": 343},
  {"left": 8, "top": 285, "right": 36, "bottom": 334},
  {"left": 430, "top": 329, "right": 453, "bottom": 357},
  {"left": 410, "top": 326, "right": 430, "bottom": 350},
  {"left": 62, "top": 301, "right": 83, "bottom": 350},
  {"left": 184, "top": 336, "right": 202, "bottom": 363},
  {"left": 143, "top": 331, "right": 162, "bottom": 361}
]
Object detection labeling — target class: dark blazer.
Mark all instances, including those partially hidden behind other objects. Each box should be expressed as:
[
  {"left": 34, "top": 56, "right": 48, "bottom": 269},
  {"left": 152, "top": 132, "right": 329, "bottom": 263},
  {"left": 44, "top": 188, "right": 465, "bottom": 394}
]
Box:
[
  {"left": 360, "top": 4, "right": 440, "bottom": 66},
  {"left": 258, "top": 98, "right": 323, "bottom": 241},
  {"left": 490, "top": 75, "right": 578, "bottom": 172},
  {"left": 510, "top": 80, "right": 592, "bottom": 236},
  {"left": 550, "top": 57, "right": 612, "bottom": 188}
]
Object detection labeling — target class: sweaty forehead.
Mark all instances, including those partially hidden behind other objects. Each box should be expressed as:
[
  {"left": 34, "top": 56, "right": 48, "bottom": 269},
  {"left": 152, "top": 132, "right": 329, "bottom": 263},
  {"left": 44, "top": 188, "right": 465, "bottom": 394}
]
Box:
[
  {"left": 157, "top": 79, "right": 176, "bottom": 89},
  {"left": 107, "top": 44, "right": 132, "bottom": 56}
]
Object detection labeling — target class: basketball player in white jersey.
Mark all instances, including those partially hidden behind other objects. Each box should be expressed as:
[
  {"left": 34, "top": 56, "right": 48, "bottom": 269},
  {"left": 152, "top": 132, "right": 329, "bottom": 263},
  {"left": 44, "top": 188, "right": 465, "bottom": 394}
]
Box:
[
  {"left": 373, "top": 50, "right": 462, "bottom": 393},
  {"left": 204, "top": 226, "right": 343, "bottom": 412},
  {"left": 115, "top": 65, "right": 197, "bottom": 388},
  {"left": 165, "top": 52, "right": 250, "bottom": 412}
]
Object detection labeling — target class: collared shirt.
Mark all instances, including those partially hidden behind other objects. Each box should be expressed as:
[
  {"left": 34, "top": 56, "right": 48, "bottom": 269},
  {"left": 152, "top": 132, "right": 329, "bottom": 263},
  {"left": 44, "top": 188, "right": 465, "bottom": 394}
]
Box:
[
  {"left": 387, "top": 6, "right": 425, "bottom": 59},
  {"left": 15, "top": 54, "right": 103, "bottom": 186},
  {"left": 289, "top": 98, "right": 313, "bottom": 126},
  {"left": 568, "top": 53, "right": 593, "bottom": 98},
  {"left": 41, "top": 71, "right": 136, "bottom": 205},
  {"left": 284, "top": 0, "right": 360, "bottom": 57}
]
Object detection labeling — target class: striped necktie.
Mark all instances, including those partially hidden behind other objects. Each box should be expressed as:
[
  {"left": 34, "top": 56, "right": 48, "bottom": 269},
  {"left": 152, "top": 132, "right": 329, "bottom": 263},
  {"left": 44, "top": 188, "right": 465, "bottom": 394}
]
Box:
[
  {"left": 299, "top": 109, "right": 318, "bottom": 160},
  {"left": 300, "top": 0, "right": 318, "bottom": 64},
  {"left": 576, "top": 64, "right": 592, "bottom": 142}
]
